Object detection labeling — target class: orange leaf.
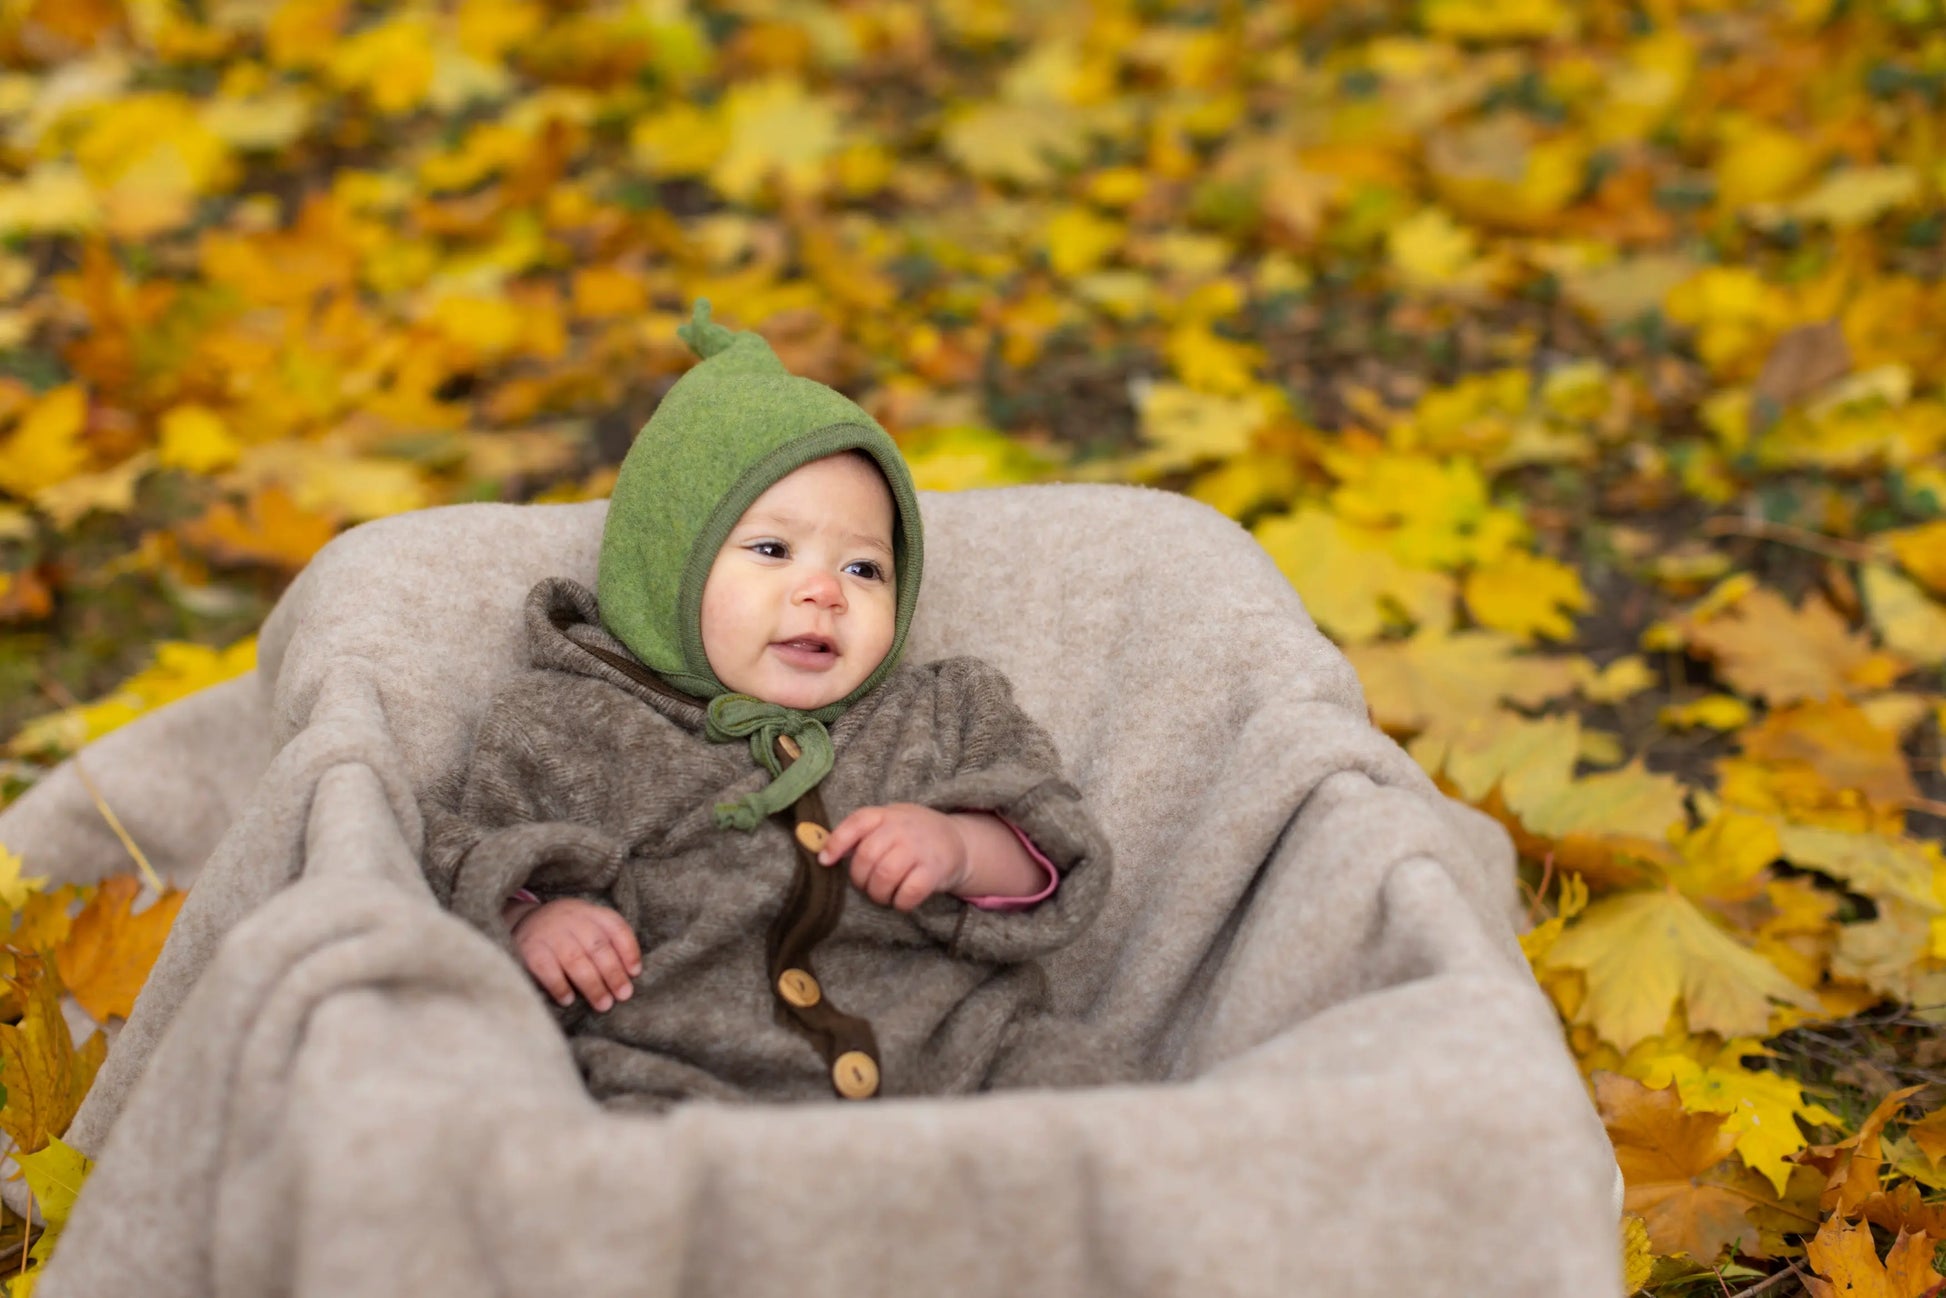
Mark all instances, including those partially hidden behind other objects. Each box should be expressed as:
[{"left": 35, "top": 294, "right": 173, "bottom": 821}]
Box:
[
  {"left": 1798, "top": 1086, "right": 1925, "bottom": 1220},
  {"left": 179, "top": 484, "right": 338, "bottom": 571},
  {"left": 1806, "top": 1218, "right": 1943, "bottom": 1298},
  {"left": 53, "top": 876, "right": 186, "bottom": 1022},
  {"left": 1596, "top": 1072, "right": 1759, "bottom": 1263},
  {"left": 1908, "top": 1109, "right": 1946, "bottom": 1171},
  {"left": 1739, "top": 701, "right": 1920, "bottom": 813},
  {"left": 1862, "top": 1183, "right": 1946, "bottom": 1241},
  {"left": 0, "top": 954, "right": 107, "bottom": 1154}
]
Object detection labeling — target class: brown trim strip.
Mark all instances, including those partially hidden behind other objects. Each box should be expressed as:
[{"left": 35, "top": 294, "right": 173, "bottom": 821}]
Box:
[{"left": 578, "top": 640, "right": 882, "bottom": 1097}]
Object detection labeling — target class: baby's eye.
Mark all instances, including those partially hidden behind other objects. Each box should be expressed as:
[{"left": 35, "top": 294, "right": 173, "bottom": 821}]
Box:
[
  {"left": 748, "top": 540, "right": 789, "bottom": 559},
  {"left": 844, "top": 560, "right": 885, "bottom": 582}
]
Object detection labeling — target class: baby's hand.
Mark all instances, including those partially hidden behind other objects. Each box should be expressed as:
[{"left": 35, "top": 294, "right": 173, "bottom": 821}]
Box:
[
  {"left": 509, "top": 898, "right": 642, "bottom": 1011},
  {"left": 819, "top": 803, "right": 970, "bottom": 911}
]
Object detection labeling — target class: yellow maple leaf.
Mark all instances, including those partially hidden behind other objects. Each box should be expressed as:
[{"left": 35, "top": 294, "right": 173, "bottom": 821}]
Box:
[
  {"left": 14, "top": 1136, "right": 91, "bottom": 1228},
  {"left": 0, "top": 843, "right": 48, "bottom": 912},
  {"left": 1165, "top": 322, "right": 1262, "bottom": 395},
  {"left": 1660, "top": 695, "right": 1754, "bottom": 731},
  {"left": 0, "top": 165, "right": 104, "bottom": 237},
  {"left": 711, "top": 78, "right": 841, "bottom": 202},
  {"left": 1776, "top": 823, "right": 1941, "bottom": 913},
  {"left": 1579, "top": 655, "right": 1657, "bottom": 705},
  {"left": 157, "top": 404, "right": 241, "bottom": 474},
  {"left": 1635, "top": 1049, "right": 1841, "bottom": 1194},
  {"left": 1256, "top": 508, "right": 1456, "bottom": 647},
  {"left": 629, "top": 103, "right": 726, "bottom": 179},
  {"left": 0, "top": 385, "right": 89, "bottom": 501},
  {"left": 1188, "top": 450, "right": 1302, "bottom": 521},
  {"left": 1136, "top": 382, "right": 1269, "bottom": 472},
  {"left": 1412, "top": 708, "right": 1579, "bottom": 805},
  {"left": 1042, "top": 205, "right": 1123, "bottom": 277},
  {"left": 1885, "top": 521, "right": 1946, "bottom": 596},
  {"left": 898, "top": 425, "right": 1059, "bottom": 493},
  {"left": 1546, "top": 889, "right": 1818, "bottom": 1050},
  {"left": 12, "top": 1133, "right": 93, "bottom": 1292},
  {"left": 0, "top": 956, "right": 107, "bottom": 1155},
  {"left": 1714, "top": 118, "right": 1817, "bottom": 210},
  {"left": 1426, "top": 115, "right": 1587, "bottom": 231},
  {"left": 1665, "top": 811, "right": 1780, "bottom": 903},
  {"left": 52, "top": 876, "right": 187, "bottom": 1022},
  {"left": 1327, "top": 450, "right": 1526, "bottom": 569},
  {"left": 1346, "top": 631, "right": 1582, "bottom": 733},
  {"left": 1783, "top": 166, "right": 1924, "bottom": 228},
  {"left": 1863, "top": 565, "right": 1946, "bottom": 667},
  {"left": 1387, "top": 206, "right": 1496, "bottom": 293},
  {"left": 942, "top": 100, "right": 1090, "bottom": 186},
  {"left": 326, "top": 13, "right": 436, "bottom": 115},
  {"left": 1683, "top": 588, "right": 1909, "bottom": 704},
  {"left": 1805, "top": 1217, "right": 1941, "bottom": 1298},
  {"left": 8, "top": 637, "right": 257, "bottom": 759},
  {"left": 34, "top": 450, "right": 153, "bottom": 531},
  {"left": 1620, "top": 1214, "right": 1653, "bottom": 1294},
  {"left": 233, "top": 444, "right": 430, "bottom": 522},
  {"left": 1665, "top": 267, "right": 1791, "bottom": 379},
  {"left": 1464, "top": 550, "right": 1589, "bottom": 642},
  {"left": 1421, "top": 0, "right": 1577, "bottom": 39}
]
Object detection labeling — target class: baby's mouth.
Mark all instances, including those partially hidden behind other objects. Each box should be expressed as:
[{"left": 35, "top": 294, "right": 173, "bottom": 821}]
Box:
[{"left": 774, "top": 636, "right": 836, "bottom": 657}]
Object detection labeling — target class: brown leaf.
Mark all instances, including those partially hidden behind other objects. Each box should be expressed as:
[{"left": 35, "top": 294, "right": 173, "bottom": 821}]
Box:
[
  {"left": 1597, "top": 1072, "right": 1760, "bottom": 1262},
  {"left": 1752, "top": 321, "right": 1852, "bottom": 419},
  {"left": 53, "top": 876, "right": 186, "bottom": 1022},
  {"left": 0, "top": 954, "right": 107, "bottom": 1154},
  {"left": 0, "top": 564, "right": 54, "bottom": 623}
]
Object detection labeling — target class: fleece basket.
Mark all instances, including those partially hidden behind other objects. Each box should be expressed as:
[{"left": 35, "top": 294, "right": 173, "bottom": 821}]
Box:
[{"left": 0, "top": 483, "right": 1623, "bottom": 1298}]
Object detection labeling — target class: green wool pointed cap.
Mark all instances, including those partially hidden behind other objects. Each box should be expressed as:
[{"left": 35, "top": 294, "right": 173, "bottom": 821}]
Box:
[{"left": 596, "top": 301, "right": 925, "bottom": 729}]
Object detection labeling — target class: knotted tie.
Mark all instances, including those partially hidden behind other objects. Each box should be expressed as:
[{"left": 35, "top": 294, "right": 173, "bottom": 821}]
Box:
[{"left": 705, "top": 693, "right": 835, "bottom": 829}]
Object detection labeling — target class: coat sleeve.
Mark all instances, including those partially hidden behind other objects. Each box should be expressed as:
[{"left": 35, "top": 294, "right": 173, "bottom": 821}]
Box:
[
  {"left": 904, "top": 657, "right": 1112, "bottom": 964},
  {"left": 420, "top": 678, "right": 638, "bottom": 946}
]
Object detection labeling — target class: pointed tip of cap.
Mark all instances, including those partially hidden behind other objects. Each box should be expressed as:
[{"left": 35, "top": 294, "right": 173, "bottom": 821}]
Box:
[
  {"left": 675, "top": 300, "right": 786, "bottom": 377},
  {"left": 676, "top": 299, "right": 739, "bottom": 360}
]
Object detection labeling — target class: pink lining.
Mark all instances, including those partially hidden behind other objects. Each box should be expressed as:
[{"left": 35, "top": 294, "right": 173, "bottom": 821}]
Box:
[{"left": 962, "top": 815, "right": 1060, "bottom": 911}]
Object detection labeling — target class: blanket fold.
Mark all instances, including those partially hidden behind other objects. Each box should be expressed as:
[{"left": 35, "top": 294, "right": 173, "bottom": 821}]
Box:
[{"left": 0, "top": 486, "right": 1623, "bottom": 1298}]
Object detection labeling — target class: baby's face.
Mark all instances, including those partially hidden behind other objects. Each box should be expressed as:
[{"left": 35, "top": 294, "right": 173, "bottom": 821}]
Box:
[{"left": 699, "top": 453, "right": 897, "bottom": 711}]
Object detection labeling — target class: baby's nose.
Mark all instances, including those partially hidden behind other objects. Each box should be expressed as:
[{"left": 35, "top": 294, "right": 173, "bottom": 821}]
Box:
[{"left": 797, "top": 571, "right": 845, "bottom": 606}]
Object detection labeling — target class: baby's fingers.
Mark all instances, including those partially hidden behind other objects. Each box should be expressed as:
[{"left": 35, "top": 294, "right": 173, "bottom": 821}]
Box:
[
  {"left": 559, "top": 938, "right": 629, "bottom": 1011},
  {"left": 588, "top": 905, "right": 643, "bottom": 976},
  {"left": 819, "top": 806, "right": 885, "bottom": 866},
  {"left": 523, "top": 946, "right": 575, "bottom": 1008}
]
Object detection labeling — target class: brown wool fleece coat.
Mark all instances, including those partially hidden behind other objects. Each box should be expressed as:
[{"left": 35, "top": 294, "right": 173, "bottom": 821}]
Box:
[{"left": 422, "top": 577, "right": 1114, "bottom": 1107}]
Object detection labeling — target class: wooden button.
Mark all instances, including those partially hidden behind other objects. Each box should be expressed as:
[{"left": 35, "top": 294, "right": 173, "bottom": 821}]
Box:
[
  {"left": 795, "top": 822, "right": 829, "bottom": 853},
  {"left": 777, "top": 968, "right": 821, "bottom": 1008},
  {"left": 778, "top": 735, "right": 802, "bottom": 760},
  {"left": 832, "top": 1050, "right": 879, "bottom": 1099}
]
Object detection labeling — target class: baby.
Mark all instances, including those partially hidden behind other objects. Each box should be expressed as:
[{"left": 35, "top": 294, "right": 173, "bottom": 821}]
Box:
[{"left": 423, "top": 303, "right": 1112, "bottom": 1107}]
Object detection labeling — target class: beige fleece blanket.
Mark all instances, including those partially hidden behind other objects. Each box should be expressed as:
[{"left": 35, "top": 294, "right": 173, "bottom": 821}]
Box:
[{"left": 1, "top": 483, "right": 1623, "bottom": 1297}]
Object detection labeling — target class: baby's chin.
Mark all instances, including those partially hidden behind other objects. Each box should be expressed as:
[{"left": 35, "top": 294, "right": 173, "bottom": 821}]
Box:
[{"left": 736, "top": 671, "right": 864, "bottom": 712}]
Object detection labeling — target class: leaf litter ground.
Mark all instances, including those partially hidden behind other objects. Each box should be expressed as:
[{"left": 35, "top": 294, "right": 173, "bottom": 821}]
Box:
[{"left": 4, "top": 1, "right": 1946, "bottom": 1294}]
